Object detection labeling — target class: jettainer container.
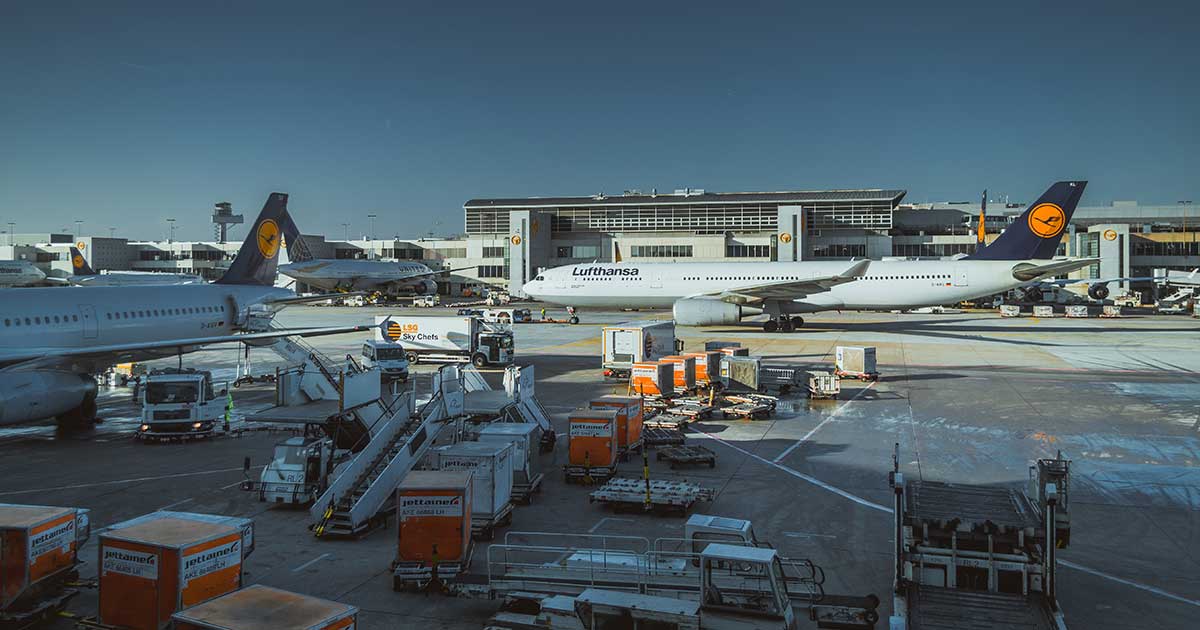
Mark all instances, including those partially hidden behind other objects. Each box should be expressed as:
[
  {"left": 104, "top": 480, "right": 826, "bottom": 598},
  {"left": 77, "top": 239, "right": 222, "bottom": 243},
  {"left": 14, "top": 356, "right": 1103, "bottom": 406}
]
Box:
[
  {"left": 630, "top": 361, "right": 674, "bottom": 397},
  {"left": 565, "top": 408, "right": 619, "bottom": 482},
  {"left": 1, "top": 503, "right": 90, "bottom": 612},
  {"left": 99, "top": 515, "right": 242, "bottom": 630},
  {"left": 172, "top": 584, "right": 358, "bottom": 630},
  {"left": 589, "top": 395, "right": 644, "bottom": 453},
  {"left": 106, "top": 511, "right": 254, "bottom": 561},
  {"left": 392, "top": 470, "right": 473, "bottom": 589},
  {"left": 429, "top": 442, "right": 514, "bottom": 522},
  {"left": 682, "top": 351, "right": 722, "bottom": 386},
  {"left": 601, "top": 321, "right": 681, "bottom": 378},
  {"left": 659, "top": 355, "right": 696, "bottom": 391}
]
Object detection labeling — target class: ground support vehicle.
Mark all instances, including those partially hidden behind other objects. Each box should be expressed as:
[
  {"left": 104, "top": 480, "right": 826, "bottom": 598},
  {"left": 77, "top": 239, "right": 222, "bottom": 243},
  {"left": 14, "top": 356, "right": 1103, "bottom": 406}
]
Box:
[
  {"left": 359, "top": 339, "right": 411, "bottom": 381},
  {"left": 376, "top": 315, "right": 514, "bottom": 367},
  {"left": 242, "top": 436, "right": 333, "bottom": 505},
  {"left": 589, "top": 478, "right": 714, "bottom": 514},
  {"left": 137, "top": 368, "right": 227, "bottom": 441},
  {"left": 806, "top": 371, "right": 840, "bottom": 400},
  {"left": 656, "top": 445, "right": 716, "bottom": 469}
]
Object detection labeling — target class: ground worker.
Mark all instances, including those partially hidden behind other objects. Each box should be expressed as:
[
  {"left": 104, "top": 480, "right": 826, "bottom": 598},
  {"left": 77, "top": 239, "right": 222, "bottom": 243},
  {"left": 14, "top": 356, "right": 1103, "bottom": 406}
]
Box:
[
  {"left": 540, "top": 307, "right": 546, "bottom": 321},
  {"left": 223, "top": 390, "right": 234, "bottom": 433}
]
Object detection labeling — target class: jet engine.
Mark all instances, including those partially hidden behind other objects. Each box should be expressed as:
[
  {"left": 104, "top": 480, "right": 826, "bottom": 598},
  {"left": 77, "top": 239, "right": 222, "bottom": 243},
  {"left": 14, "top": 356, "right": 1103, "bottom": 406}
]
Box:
[
  {"left": 672, "top": 299, "right": 761, "bottom": 326},
  {"left": 1088, "top": 284, "right": 1110, "bottom": 300},
  {"left": 418, "top": 279, "right": 438, "bottom": 296},
  {"left": 0, "top": 371, "right": 98, "bottom": 426}
]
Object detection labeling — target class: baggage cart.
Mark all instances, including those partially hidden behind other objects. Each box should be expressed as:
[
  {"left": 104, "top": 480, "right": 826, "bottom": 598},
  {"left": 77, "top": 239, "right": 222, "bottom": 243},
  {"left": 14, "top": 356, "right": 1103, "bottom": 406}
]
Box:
[
  {"left": 1065, "top": 305, "right": 1089, "bottom": 318},
  {"left": 643, "top": 427, "right": 686, "bottom": 447},
  {"left": 589, "top": 478, "right": 714, "bottom": 514},
  {"left": 656, "top": 445, "right": 716, "bottom": 469},
  {"left": 1032, "top": 305, "right": 1055, "bottom": 318},
  {"left": 172, "top": 584, "right": 358, "bottom": 630},
  {"left": 806, "top": 370, "right": 841, "bottom": 400},
  {"left": 1101, "top": 305, "right": 1123, "bottom": 318},
  {"left": 999, "top": 304, "right": 1021, "bottom": 317},
  {"left": 834, "top": 346, "right": 879, "bottom": 381}
]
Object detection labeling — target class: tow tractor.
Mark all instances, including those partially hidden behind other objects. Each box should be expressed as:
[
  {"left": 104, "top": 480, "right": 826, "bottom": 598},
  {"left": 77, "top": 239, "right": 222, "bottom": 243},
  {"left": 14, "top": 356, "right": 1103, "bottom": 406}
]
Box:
[
  {"left": 242, "top": 435, "right": 337, "bottom": 505},
  {"left": 136, "top": 368, "right": 227, "bottom": 440}
]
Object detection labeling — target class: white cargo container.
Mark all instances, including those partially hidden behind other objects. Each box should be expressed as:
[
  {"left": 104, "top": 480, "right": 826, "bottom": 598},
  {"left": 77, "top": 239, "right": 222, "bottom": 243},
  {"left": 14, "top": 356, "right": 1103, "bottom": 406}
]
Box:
[
  {"left": 601, "top": 321, "right": 683, "bottom": 378},
  {"left": 1065, "top": 305, "right": 1089, "bottom": 318},
  {"left": 375, "top": 315, "right": 513, "bottom": 367},
  {"left": 834, "top": 346, "right": 878, "bottom": 381},
  {"left": 1032, "top": 305, "right": 1055, "bottom": 318},
  {"left": 430, "top": 442, "right": 514, "bottom": 520},
  {"left": 999, "top": 304, "right": 1021, "bottom": 317},
  {"left": 477, "top": 423, "right": 541, "bottom": 488}
]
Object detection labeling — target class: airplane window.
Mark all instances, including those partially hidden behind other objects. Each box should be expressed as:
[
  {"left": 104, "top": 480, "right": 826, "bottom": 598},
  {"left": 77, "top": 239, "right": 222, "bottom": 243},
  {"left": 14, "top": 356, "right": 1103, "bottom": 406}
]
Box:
[
  {"left": 106, "top": 313, "right": 111, "bottom": 319},
  {"left": 53, "top": 316, "right": 60, "bottom": 323},
  {"left": 154, "top": 309, "right": 159, "bottom": 316},
  {"left": 24, "top": 318, "right": 30, "bottom": 325},
  {"left": 3, "top": 319, "right": 8, "bottom": 326},
  {"left": 34, "top": 317, "right": 41, "bottom": 324}
]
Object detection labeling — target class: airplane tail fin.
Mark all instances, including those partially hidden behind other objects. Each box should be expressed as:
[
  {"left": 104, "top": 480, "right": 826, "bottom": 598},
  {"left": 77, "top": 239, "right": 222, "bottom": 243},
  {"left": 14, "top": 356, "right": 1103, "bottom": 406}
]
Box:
[
  {"left": 614, "top": 242, "right": 623, "bottom": 263},
  {"left": 964, "top": 181, "right": 1086, "bottom": 261},
  {"left": 278, "top": 209, "right": 315, "bottom": 264},
  {"left": 216, "top": 193, "right": 290, "bottom": 285},
  {"left": 976, "top": 190, "right": 987, "bottom": 245},
  {"left": 69, "top": 247, "right": 96, "bottom": 276}
]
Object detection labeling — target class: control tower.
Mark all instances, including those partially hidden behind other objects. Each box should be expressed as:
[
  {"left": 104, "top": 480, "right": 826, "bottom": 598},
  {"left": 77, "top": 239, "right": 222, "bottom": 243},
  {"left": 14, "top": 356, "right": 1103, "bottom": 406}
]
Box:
[{"left": 212, "top": 202, "right": 244, "bottom": 243}]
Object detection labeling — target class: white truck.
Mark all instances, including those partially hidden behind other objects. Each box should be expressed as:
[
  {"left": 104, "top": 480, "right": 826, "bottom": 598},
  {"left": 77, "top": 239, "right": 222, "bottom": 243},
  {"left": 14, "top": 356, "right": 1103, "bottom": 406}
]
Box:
[
  {"left": 601, "top": 320, "right": 683, "bottom": 379},
  {"left": 360, "top": 339, "right": 411, "bottom": 381},
  {"left": 376, "top": 315, "right": 514, "bottom": 368},
  {"left": 252, "top": 436, "right": 333, "bottom": 505},
  {"left": 413, "top": 294, "right": 441, "bottom": 307},
  {"left": 137, "top": 368, "right": 226, "bottom": 440}
]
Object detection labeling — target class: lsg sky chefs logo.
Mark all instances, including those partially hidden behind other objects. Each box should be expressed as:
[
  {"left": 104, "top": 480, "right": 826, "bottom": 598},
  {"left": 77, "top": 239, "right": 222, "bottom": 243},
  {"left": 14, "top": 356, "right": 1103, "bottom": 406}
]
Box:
[{"left": 573, "top": 267, "right": 640, "bottom": 277}]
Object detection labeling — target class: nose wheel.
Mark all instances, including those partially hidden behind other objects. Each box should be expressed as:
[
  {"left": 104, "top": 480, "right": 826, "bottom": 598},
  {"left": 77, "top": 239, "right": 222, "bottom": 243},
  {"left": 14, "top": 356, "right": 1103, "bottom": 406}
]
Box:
[{"left": 762, "top": 316, "right": 804, "bottom": 333}]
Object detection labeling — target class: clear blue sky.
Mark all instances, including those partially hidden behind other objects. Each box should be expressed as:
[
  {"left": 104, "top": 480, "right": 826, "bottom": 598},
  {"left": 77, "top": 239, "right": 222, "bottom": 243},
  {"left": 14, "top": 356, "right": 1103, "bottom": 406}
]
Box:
[{"left": 2, "top": 1, "right": 1197, "bottom": 241}]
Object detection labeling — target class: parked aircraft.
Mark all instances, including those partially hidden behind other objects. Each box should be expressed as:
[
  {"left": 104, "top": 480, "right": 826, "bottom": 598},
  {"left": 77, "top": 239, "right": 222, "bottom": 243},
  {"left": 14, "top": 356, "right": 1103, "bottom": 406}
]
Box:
[
  {"left": 524, "top": 181, "right": 1096, "bottom": 331},
  {"left": 0, "top": 193, "right": 367, "bottom": 427},
  {"left": 47, "top": 247, "right": 205, "bottom": 286},
  {"left": 0, "top": 260, "right": 47, "bottom": 287},
  {"left": 278, "top": 234, "right": 475, "bottom": 297}
]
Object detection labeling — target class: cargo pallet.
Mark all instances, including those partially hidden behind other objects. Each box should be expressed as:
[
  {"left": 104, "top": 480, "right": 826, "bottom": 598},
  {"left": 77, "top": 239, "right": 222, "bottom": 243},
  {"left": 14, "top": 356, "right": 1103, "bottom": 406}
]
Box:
[
  {"left": 642, "top": 427, "right": 686, "bottom": 447},
  {"left": 834, "top": 369, "right": 879, "bottom": 382},
  {"left": 720, "top": 402, "right": 773, "bottom": 420},
  {"left": 392, "top": 544, "right": 476, "bottom": 592},
  {"left": 563, "top": 465, "right": 617, "bottom": 485},
  {"left": 588, "top": 478, "right": 714, "bottom": 514},
  {"left": 656, "top": 445, "right": 716, "bottom": 469},
  {"left": 645, "top": 412, "right": 690, "bottom": 429},
  {"left": 665, "top": 400, "right": 716, "bottom": 420},
  {"left": 2, "top": 585, "right": 80, "bottom": 630},
  {"left": 511, "top": 473, "right": 545, "bottom": 505},
  {"left": 616, "top": 439, "right": 645, "bottom": 462},
  {"left": 471, "top": 502, "right": 516, "bottom": 541}
]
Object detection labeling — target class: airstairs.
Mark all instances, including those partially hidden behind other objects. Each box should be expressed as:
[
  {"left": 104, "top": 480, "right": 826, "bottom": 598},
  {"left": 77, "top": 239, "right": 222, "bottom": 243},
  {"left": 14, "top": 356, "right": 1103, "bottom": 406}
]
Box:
[{"left": 310, "top": 364, "right": 466, "bottom": 537}]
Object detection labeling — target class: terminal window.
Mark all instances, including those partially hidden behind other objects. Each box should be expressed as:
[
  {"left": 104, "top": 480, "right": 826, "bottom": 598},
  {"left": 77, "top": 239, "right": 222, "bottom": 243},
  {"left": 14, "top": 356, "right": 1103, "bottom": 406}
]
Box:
[
  {"left": 726, "top": 244, "right": 772, "bottom": 258},
  {"left": 630, "top": 245, "right": 693, "bottom": 258},
  {"left": 482, "top": 246, "right": 507, "bottom": 258},
  {"left": 478, "top": 265, "right": 508, "bottom": 278},
  {"left": 555, "top": 245, "right": 599, "bottom": 259},
  {"left": 811, "top": 244, "right": 866, "bottom": 258}
]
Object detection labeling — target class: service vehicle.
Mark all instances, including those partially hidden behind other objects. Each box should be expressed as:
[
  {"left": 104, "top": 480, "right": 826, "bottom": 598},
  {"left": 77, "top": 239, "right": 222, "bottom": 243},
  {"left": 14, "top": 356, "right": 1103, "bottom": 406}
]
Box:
[
  {"left": 137, "top": 368, "right": 227, "bottom": 439},
  {"left": 360, "top": 339, "right": 411, "bottom": 381},
  {"left": 481, "top": 308, "right": 532, "bottom": 324},
  {"left": 601, "top": 320, "right": 683, "bottom": 379},
  {"left": 413, "top": 294, "right": 441, "bottom": 307},
  {"left": 247, "top": 436, "right": 334, "bottom": 505},
  {"left": 376, "top": 315, "right": 514, "bottom": 368}
]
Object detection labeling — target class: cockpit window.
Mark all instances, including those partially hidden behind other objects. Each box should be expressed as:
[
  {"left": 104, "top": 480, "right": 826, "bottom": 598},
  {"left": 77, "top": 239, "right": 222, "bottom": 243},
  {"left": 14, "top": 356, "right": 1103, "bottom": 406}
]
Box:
[{"left": 534, "top": 275, "right": 545, "bottom": 281}]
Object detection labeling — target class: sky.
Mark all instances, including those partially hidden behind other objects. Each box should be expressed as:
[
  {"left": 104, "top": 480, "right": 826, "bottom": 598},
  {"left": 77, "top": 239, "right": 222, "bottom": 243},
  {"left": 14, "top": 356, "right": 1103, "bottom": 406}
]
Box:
[{"left": 2, "top": 1, "right": 1198, "bottom": 241}]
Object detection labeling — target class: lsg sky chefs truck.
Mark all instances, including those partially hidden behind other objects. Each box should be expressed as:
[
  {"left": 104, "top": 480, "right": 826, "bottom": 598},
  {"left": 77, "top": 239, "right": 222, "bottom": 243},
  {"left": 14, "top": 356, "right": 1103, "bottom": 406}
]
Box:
[{"left": 375, "top": 316, "right": 514, "bottom": 368}]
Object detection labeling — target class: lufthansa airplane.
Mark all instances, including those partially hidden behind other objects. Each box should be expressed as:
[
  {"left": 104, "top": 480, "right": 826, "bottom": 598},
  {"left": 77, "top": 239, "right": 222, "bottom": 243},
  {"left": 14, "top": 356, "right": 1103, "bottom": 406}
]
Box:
[
  {"left": 524, "top": 181, "right": 1095, "bottom": 331},
  {"left": 49, "top": 247, "right": 205, "bottom": 286},
  {"left": 0, "top": 193, "right": 367, "bottom": 427}
]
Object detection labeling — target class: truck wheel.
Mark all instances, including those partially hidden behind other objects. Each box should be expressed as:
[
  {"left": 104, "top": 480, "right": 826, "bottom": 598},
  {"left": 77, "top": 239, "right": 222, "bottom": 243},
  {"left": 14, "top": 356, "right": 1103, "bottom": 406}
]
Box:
[
  {"left": 472, "top": 354, "right": 487, "bottom": 368},
  {"left": 406, "top": 352, "right": 418, "bottom": 364},
  {"left": 569, "top": 316, "right": 579, "bottom": 325}
]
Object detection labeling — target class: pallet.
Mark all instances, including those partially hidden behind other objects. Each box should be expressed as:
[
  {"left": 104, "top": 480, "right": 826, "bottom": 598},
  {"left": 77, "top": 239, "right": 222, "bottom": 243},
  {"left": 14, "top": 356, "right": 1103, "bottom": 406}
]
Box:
[
  {"left": 588, "top": 477, "right": 714, "bottom": 513},
  {"left": 722, "top": 393, "right": 779, "bottom": 410},
  {"left": 666, "top": 401, "right": 716, "bottom": 419},
  {"left": 646, "top": 413, "right": 690, "bottom": 429},
  {"left": 656, "top": 445, "right": 716, "bottom": 469},
  {"left": 563, "top": 465, "right": 617, "bottom": 485},
  {"left": 617, "top": 439, "right": 645, "bottom": 462},
  {"left": 471, "top": 502, "right": 515, "bottom": 541},
  {"left": 720, "top": 403, "right": 772, "bottom": 420},
  {"left": 511, "top": 473, "right": 545, "bottom": 505},
  {"left": 834, "top": 370, "right": 880, "bottom": 382},
  {"left": 643, "top": 427, "right": 686, "bottom": 447}
]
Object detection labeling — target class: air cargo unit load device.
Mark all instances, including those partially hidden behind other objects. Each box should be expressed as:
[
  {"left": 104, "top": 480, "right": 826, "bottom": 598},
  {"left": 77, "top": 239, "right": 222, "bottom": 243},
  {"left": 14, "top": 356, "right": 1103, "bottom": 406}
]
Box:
[{"left": 602, "top": 321, "right": 682, "bottom": 379}]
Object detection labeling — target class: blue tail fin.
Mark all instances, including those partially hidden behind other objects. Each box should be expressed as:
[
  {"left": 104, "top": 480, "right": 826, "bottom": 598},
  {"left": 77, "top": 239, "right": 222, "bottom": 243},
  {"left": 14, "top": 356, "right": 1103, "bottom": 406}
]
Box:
[
  {"left": 278, "top": 211, "right": 315, "bottom": 264},
  {"left": 69, "top": 247, "right": 96, "bottom": 276},
  {"left": 964, "top": 181, "right": 1086, "bottom": 260},
  {"left": 216, "top": 193, "right": 289, "bottom": 285}
]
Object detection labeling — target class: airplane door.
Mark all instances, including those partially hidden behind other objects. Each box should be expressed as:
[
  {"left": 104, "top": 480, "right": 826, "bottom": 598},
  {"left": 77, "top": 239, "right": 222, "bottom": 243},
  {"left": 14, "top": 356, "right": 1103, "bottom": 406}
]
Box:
[
  {"left": 78, "top": 304, "right": 98, "bottom": 339},
  {"left": 953, "top": 265, "right": 969, "bottom": 287},
  {"left": 651, "top": 268, "right": 663, "bottom": 289}
]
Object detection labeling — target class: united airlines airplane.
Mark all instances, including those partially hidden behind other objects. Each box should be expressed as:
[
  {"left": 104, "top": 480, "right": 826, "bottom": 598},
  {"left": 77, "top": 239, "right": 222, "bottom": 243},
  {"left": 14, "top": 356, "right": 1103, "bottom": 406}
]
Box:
[
  {"left": 278, "top": 236, "right": 474, "bottom": 297},
  {"left": 524, "top": 181, "right": 1095, "bottom": 331},
  {"left": 0, "top": 193, "right": 367, "bottom": 427}
]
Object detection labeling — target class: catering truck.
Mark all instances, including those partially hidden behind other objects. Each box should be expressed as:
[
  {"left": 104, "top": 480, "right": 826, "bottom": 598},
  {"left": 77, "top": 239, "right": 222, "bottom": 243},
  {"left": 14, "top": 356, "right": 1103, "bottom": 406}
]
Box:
[
  {"left": 601, "top": 320, "right": 682, "bottom": 379},
  {"left": 375, "top": 315, "right": 514, "bottom": 368}
]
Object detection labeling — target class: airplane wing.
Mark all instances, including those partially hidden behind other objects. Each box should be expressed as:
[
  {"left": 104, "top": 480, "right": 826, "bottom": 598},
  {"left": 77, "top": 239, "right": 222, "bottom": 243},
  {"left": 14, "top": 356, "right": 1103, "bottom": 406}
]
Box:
[
  {"left": 683, "top": 260, "right": 870, "bottom": 305},
  {"left": 1038, "top": 275, "right": 1164, "bottom": 287},
  {"left": 0, "top": 325, "right": 370, "bottom": 370},
  {"left": 41, "top": 277, "right": 72, "bottom": 285},
  {"left": 264, "top": 291, "right": 368, "bottom": 306},
  {"left": 1011, "top": 258, "right": 1099, "bottom": 282}
]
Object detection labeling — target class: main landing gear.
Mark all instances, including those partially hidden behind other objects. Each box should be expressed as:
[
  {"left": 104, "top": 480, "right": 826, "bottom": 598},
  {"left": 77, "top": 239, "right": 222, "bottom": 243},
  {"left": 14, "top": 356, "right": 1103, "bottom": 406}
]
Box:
[{"left": 763, "top": 316, "right": 804, "bottom": 333}]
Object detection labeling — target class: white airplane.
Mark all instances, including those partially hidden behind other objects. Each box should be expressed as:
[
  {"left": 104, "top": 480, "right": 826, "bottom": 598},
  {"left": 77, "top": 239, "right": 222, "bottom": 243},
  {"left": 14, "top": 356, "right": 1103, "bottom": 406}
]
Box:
[
  {"left": 278, "top": 237, "right": 474, "bottom": 297},
  {"left": 525, "top": 181, "right": 1096, "bottom": 331},
  {"left": 0, "top": 193, "right": 368, "bottom": 427},
  {"left": 0, "top": 260, "right": 48, "bottom": 287},
  {"left": 47, "top": 247, "right": 205, "bottom": 286}
]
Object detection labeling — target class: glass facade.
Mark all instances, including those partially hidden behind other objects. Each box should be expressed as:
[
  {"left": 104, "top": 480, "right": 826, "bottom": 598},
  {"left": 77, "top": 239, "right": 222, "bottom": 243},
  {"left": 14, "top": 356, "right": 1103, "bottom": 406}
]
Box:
[{"left": 630, "top": 245, "right": 693, "bottom": 258}]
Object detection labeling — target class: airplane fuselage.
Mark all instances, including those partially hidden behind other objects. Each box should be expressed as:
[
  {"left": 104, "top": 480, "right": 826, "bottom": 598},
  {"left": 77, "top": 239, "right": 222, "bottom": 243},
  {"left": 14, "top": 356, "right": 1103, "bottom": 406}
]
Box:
[
  {"left": 0, "top": 261, "right": 47, "bottom": 287},
  {"left": 524, "top": 259, "right": 1032, "bottom": 311},
  {"left": 279, "top": 259, "right": 436, "bottom": 293}
]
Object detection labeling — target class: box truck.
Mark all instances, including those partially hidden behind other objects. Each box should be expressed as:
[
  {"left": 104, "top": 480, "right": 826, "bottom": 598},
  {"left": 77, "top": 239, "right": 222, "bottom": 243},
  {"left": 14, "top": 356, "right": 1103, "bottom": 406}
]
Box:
[
  {"left": 601, "top": 321, "right": 683, "bottom": 379},
  {"left": 376, "top": 316, "right": 513, "bottom": 368}
]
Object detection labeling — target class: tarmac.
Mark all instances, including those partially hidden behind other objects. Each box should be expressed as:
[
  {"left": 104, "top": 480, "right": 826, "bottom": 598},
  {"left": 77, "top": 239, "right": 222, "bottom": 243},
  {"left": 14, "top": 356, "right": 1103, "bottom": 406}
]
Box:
[{"left": 3, "top": 305, "right": 1199, "bottom": 629}]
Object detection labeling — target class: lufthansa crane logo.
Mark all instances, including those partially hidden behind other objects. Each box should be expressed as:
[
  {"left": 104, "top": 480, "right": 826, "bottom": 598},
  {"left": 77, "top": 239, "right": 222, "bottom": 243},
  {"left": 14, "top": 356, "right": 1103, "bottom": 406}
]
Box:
[
  {"left": 1027, "top": 203, "right": 1066, "bottom": 239},
  {"left": 72, "top": 254, "right": 85, "bottom": 268},
  {"left": 76, "top": 241, "right": 86, "bottom": 250},
  {"left": 780, "top": 232, "right": 793, "bottom": 244},
  {"left": 1103, "top": 229, "right": 1118, "bottom": 241},
  {"left": 385, "top": 321, "right": 403, "bottom": 341},
  {"left": 256, "top": 219, "right": 281, "bottom": 258},
  {"left": 510, "top": 235, "right": 522, "bottom": 246}
]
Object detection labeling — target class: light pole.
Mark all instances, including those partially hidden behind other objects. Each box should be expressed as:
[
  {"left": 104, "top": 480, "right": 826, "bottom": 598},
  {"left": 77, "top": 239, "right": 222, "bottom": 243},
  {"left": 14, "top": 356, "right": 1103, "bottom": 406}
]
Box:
[
  {"left": 74, "top": 220, "right": 83, "bottom": 236},
  {"left": 368, "top": 214, "right": 377, "bottom": 241},
  {"left": 7, "top": 222, "right": 13, "bottom": 246},
  {"left": 342, "top": 223, "right": 350, "bottom": 242},
  {"left": 166, "top": 218, "right": 176, "bottom": 243}
]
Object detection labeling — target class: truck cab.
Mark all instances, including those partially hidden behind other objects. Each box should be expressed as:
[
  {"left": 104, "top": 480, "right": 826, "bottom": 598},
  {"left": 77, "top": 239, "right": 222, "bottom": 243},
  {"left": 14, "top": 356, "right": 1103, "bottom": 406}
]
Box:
[
  {"left": 361, "top": 340, "right": 411, "bottom": 381},
  {"left": 138, "top": 368, "right": 225, "bottom": 439},
  {"left": 258, "top": 436, "right": 331, "bottom": 504},
  {"left": 477, "top": 329, "right": 515, "bottom": 367},
  {"left": 685, "top": 514, "right": 769, "bottom": 555}
]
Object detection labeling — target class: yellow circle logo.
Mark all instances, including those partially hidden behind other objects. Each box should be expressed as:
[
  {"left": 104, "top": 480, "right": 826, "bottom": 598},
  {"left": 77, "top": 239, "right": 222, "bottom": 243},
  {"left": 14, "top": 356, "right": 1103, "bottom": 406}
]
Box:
[
  {"left": 1027, "top": 203, "right": 1066, "bottom": 239},
  {"left": 385, "top": 321, "right": 403, "bottom": 341},
  {"left": 1103, "top": 229, "right": 1118, "bottom": 241},
  {"left": 256, "top": 219, "right": 281, "bottom": 258},
  {"left": 780, "top": 232, "right": 793, "bottom": 244},
  {"left": 72, "top": 255, "right": 85, "bottom": 267},
  {"left": 510, "top": 235, "right": 522, "bottom": 246},
  {"left": 76, "top": 241, "right": 86, "bottom": 250}
]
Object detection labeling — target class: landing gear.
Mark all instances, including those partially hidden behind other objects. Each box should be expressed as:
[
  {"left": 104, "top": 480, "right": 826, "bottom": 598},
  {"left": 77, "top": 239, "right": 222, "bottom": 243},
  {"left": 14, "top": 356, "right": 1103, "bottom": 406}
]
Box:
[
  {"left": 58, "top": 391, "right": 98, "bottom": 430},
  {"left": 763, "top": 319, "right": 779, "bottom": 333},
  {"left": 566, "top": 306, "right": 579, "bottom": 325},
  {"left": 762, "top": 316, "right": 804, "bottom": 333}
]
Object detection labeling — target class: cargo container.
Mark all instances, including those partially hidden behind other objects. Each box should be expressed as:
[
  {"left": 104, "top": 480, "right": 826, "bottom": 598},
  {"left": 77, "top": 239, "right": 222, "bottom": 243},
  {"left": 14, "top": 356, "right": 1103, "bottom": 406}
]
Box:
[
  {"left": 106, "top": 511, "right": 254, "bottom": 561},
  {"left": 172, "top": 584, "right": 358, "bottom": 630},
  {"left": 719, "top": 356, "right": 761, "bottom": 393},
  {"left": 806, "top": 371, "right": 841, "bottom": 400},
  {"left": 99, "top": 515, "right": 242, "bottom": 630},
  {"left": 659, "top": 355, "right": 697, "bottom": 392},
  {"left": 758, "top": 364, "right": 806, "bottom": 394},
  {"left": 393, "top": 470, "right": 473, "bottom": 589},
  {"left": 565, "top": 408, "right": 619, "bottom": 482},
  {"left": 703, "top": 341, "right": 741, "bottom": 352},
  {"left": 718, "top": 346, "right": 749, "bottom": 357},
  {"left": 1032, "top": 305, "right": 1055, "bottom": 318},
  {"left": 834, "top": 346, "right": 878, "bottom": 381},
  {"left": 588, "top": 396, "right": 644, "bottom": 455},
  {"left": 999, "top": 304, "right": 1021, "bottom": 317},
  {"left": 682, "top": 351, "right": 722, "bottom": 386},
  {"left": 630, "top": 361, "right": 674, "bottom": 397},
  {"left": 477, "top": 423, "right": 544, "bottom": 501},
  {"left": 601, "top": 321, "right": 682, "bottom": 378},
  {"left": 1, "top": 504, "right": 88, "bottom": 614},
  {"left": 1065, "top": 305, "right": 1089, "bottom": 318},
  {"left": 429, "top": 442, "right": 514, "bottom": 538}
]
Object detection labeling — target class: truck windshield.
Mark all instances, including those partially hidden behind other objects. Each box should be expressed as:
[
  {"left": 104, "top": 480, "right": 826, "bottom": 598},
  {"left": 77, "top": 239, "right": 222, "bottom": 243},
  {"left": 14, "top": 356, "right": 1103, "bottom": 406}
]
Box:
[
  {"left": 500, "top": 335, "right": 514, "bottom": 349},
  {"left": 279, "top": 445, "right": 309, "bottom": 465},
  {"left": 375, "top": 347, "right": 406, "bottom": 360},
  {"left": 146, "top": 382, "right": 199, "bottom": 404}
]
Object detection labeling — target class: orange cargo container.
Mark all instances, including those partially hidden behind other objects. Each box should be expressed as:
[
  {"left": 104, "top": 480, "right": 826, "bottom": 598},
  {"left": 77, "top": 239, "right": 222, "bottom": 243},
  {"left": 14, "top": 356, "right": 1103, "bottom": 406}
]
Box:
[
  {"left": 393, "top": 470, "right": 473, "bottom": 589},
  {"left": 173, "top": 584, "right": 357, "bottom": 630},
  {"left": 660, "top": 355, "right": 697, "bottom": 391},
  {"left": 567, "top": 408, "right": 618, "bottom": 469},
  {"left": 589, "top": 396, "right": 644, "bottom": 451},
  {"left": 100, "top": 515, "right": 242, "bottom": 630},
  {"left": 1, "top": 504, "right": 84, "bottom": 611},
  {"left": 683, "top": 351, "right": 722, "bottom": 385},
  {"left": 719, "top": 346, "right": 749, "bottom": 357},
  {"left": 630, "top": 361, "right": 673, "bottom": 397}
]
